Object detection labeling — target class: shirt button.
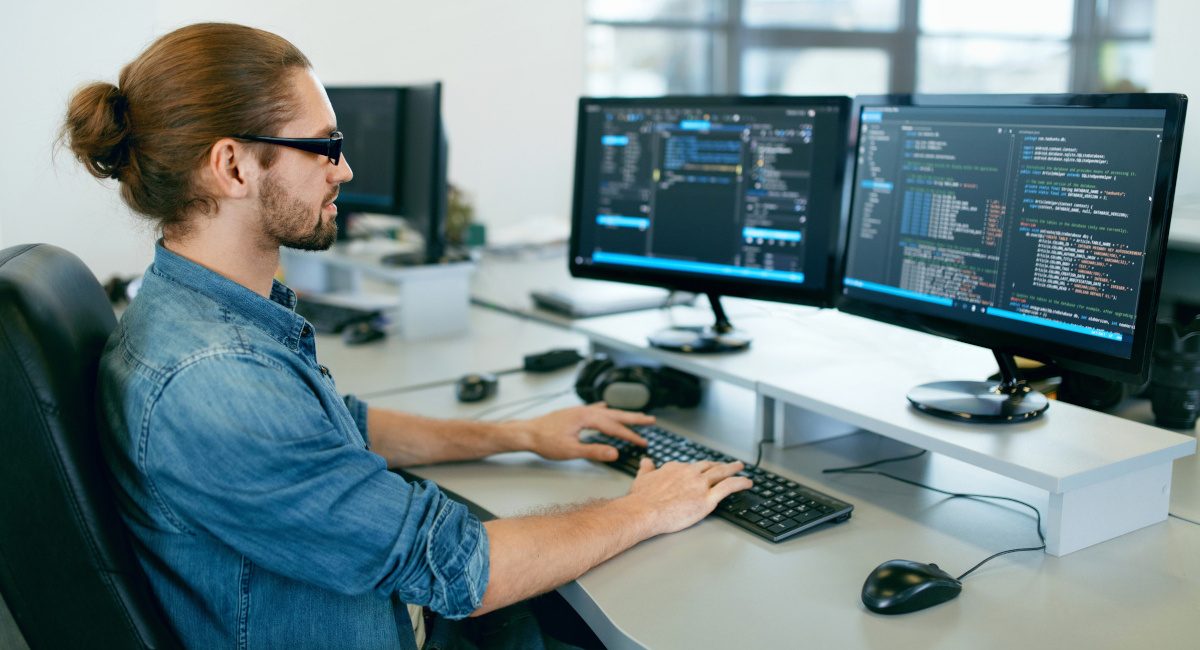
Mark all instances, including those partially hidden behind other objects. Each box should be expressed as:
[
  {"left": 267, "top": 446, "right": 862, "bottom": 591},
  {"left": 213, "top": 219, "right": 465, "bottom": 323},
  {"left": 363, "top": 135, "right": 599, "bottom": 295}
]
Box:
[
  {"left": 301, "top": 326, "right": 311, "bottom": 337},
  {"left": 319, "top": 365, "right": 329, "bottom": 376}
]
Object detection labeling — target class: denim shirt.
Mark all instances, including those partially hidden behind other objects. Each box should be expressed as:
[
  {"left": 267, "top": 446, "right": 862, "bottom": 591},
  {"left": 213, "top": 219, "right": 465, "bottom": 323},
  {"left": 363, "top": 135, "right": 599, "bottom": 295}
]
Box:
[{"left": 100, "top": 243, "right": 489, "bottom": 649}]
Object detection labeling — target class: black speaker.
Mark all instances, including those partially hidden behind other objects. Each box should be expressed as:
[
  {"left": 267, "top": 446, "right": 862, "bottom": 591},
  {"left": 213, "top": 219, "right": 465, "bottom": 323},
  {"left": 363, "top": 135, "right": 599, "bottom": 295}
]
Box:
[{"left": 575, "top": 355, "right": 702, "bottom": 412}]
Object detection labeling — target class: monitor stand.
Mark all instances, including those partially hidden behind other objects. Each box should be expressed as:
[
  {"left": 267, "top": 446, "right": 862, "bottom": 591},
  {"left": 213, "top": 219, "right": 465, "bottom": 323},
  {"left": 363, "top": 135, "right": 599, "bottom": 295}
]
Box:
[
  {"left": 906, "top": 350, "right": 1049, "bottom": 423},
  {"left": 648, "top": 293, "right": 751, "bottom": 353}
]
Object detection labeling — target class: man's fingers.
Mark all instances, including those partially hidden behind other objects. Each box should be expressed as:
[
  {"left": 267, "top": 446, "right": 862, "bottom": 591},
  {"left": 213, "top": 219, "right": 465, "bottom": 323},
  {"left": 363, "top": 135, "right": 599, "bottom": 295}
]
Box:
[
  {"left": 701, "top": 461, "right": 744, "bottom": 485},
  {"left": 689, "top": 460, "right": 719, "bottom": 474},
  {"left": 607, "top": 408, "right": 656, "bottom": 425},
  {"left": 579, "top": 443, "right": 619, "bottom": 462},
  {"left": 709, "top": 476, "right": 754, "bottom": 505},
  {"left": 591, "top": 420, "right": 648, "bottom": 447},
  {"left": 636, "top": 457, "right": 654, "bottom": 476}
]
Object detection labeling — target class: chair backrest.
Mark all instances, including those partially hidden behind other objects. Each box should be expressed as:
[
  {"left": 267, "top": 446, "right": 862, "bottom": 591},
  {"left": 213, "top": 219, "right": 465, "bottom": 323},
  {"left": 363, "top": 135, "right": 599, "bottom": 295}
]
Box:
[{"left": 0, "top": 244, "right": 180, "bottom": 649}]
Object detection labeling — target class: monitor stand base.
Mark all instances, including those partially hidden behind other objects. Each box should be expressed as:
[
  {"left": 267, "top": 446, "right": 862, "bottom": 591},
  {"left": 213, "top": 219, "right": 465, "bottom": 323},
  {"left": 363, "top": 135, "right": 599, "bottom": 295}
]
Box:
[
  {"left": 906, "top": 350, "right": 1049, "bottom": 423},
  {"left": 907, "top": 381, "right": 1048, "bottom": 422},
  {"left": 647, "top": 293, "right": 751, "bottom": 354},
  {"left": 649, "top": 326, "right": 751, "bottom": 353}
]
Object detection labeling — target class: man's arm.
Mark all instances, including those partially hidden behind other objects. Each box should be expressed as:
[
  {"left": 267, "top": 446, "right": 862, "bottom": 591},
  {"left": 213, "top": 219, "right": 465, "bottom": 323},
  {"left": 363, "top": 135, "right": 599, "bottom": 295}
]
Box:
[
  {"left": 365, "top": 403, "right": 653, "bottom": 467},
  {"left": 474, "top": 457, "right": 751, "bottom": 615}
]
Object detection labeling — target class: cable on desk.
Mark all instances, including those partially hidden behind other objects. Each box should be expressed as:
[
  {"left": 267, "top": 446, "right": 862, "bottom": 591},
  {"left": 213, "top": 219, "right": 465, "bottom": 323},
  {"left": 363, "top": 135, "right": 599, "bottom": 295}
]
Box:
[
  {"left": 751, "top": 438, "right": 769, "bottom": 469},
  {"left": 356, "top": 367, "right": 523, "bottom": 400},
  {"left": 469, "top": 295, "right": 573, "bottom": 332},
  {"left": 1168, "top": 512, "right": 1200, "bottom": 527},
  {"left": 823, "top": 452, "right": 1046, "bottom": 582},
  {"left": 468, "top": 388, "right": 575, "bottom": 422}
]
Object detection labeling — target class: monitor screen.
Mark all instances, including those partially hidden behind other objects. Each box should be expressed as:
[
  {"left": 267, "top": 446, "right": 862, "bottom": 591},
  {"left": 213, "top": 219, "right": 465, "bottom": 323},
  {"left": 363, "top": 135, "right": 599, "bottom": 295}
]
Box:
[
  {"left": 840, "top": 94, "right": 1187, "bottom": 386},
  {"left": 327, "top": 87, "right": 402, "bottom": 212},
  {"left": 326, "top": 84, "right": 448, "bottom": 263},
  {"left": 570, "top": 96, "right": 851, "bottom": 309}
]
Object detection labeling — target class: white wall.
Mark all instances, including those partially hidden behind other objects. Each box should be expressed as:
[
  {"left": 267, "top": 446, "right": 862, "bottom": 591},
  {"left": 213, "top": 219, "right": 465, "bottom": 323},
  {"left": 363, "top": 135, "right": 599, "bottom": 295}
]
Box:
[
  {"left": 1151, "top": 0, "right": 1200, "bottom": 204},
  {"left": 2, "top": 1, "right": 160, "bottom": 280},
  {"left": 2, "top": 1, "right": 585, "bottom": 281}
]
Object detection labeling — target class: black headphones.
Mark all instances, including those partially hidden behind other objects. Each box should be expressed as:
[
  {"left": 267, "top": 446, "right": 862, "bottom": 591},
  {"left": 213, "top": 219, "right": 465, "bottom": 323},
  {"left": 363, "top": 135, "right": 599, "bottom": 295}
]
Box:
[{"left": 575, "top": 355, "right": 702, "bottom": 412}]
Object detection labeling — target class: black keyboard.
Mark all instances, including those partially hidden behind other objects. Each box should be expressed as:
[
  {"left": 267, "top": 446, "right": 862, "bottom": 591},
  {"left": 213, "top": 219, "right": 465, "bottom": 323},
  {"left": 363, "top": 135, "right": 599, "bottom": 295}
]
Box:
[
  {"left": 294, "top": 298, "right": 381, "bottom": 334},
  {"left": 584, "top": 425, "right": 853, "bottom": 543}
]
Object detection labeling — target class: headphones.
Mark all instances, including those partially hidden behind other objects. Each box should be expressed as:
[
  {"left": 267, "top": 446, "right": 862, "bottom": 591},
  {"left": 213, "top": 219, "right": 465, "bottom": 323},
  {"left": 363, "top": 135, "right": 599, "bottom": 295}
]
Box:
[{"left": 575, "top": 355, "right": 702, "bottom": 412}]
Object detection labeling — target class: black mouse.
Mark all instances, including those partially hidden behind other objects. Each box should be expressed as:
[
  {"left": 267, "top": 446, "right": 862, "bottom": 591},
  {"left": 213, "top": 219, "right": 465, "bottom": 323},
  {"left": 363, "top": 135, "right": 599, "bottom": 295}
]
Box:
[
  {"left": 455, "top": 373, "right": 498, "bottom": 402},
  {"left": 342, "top": 321, "right": 385, "bottom": 346},
  {"left": 861, "top": 559, "right": 962, "bottom": 615}
]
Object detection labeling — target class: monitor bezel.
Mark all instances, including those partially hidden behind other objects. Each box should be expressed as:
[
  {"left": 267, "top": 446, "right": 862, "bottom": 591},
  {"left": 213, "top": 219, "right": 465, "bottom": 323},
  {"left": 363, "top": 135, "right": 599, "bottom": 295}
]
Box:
[
  {"left": 836, "top": 93, "right": 1188, "bottom": 384},
  {"left": 569, "top": 94, "right": 852, "bottom": 309}
]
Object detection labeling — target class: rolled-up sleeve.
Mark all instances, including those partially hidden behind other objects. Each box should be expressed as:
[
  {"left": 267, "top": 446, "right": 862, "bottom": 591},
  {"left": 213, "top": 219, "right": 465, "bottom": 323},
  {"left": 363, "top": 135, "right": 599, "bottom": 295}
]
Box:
[
  {"left": 144, "top": 351, "right": 489, "bottom": 619},
  {"left": 342, "top": 394, "right": 371, "bottom": 444}
]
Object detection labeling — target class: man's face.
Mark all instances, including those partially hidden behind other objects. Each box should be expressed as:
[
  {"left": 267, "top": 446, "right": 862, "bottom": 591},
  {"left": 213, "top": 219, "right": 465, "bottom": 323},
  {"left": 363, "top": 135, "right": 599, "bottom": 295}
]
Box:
[{"left": 256, "top": 69, "right": 353, "bottom": 251}]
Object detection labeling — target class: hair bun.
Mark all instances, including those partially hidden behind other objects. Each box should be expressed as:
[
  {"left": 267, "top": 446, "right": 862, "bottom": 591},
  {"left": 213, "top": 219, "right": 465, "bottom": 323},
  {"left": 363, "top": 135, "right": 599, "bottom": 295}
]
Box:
[{"left": 63, "top": 81, "right": 134, "bottom": 180}]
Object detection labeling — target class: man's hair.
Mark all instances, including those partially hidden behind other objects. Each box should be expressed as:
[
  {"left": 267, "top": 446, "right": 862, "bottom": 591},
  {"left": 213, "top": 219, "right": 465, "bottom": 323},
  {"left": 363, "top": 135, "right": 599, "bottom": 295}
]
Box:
[{"left": 62, "top": 22, "right": 311, "bottom": 233}]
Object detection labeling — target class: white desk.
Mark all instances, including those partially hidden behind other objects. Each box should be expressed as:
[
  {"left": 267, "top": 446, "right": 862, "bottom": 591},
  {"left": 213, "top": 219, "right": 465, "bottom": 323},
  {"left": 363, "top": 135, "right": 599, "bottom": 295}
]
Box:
[
  {"left": 569, "top": 303, "right": 1196, "bottom": 556},
  {"left": 317, "top": 303, "right": 1200, "bottom": 650}
]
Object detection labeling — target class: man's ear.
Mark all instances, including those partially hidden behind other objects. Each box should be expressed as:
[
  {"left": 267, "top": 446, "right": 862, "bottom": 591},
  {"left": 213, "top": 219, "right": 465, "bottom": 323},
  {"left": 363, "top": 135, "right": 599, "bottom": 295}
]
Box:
[{"left": 206, "top": 138, "right": 258, "bottom": 199}]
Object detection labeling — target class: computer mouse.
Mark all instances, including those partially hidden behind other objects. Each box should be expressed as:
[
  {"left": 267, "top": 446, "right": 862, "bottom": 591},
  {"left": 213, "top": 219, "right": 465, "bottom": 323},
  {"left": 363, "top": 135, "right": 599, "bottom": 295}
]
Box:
[
  {"left": 455, "top": 373, "right": 498, "bottom": 402},
  {"left": 861, "top": 559, "right": 962, "bottom": 615},
  {"left": 342, "top": 321, "right": 386, "bottom": 346}
]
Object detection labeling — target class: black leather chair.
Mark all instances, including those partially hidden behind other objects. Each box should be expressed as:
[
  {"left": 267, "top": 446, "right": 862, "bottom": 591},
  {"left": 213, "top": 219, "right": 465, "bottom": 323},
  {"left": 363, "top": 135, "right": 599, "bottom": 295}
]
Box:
[{"left": 0, "top": 244, "right": 180, "bottom": 649}]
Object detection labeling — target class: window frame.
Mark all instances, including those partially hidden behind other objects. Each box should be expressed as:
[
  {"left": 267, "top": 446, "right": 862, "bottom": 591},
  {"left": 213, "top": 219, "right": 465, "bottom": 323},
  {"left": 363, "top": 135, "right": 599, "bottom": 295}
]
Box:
[{"left": 585, "top": 0, "right": 1153, "bottom": 95}]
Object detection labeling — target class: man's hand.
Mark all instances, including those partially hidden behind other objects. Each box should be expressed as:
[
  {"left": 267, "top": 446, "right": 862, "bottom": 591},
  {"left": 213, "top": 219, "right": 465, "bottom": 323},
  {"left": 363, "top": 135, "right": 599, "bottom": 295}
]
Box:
[
  {"left": 503, "top": 403, "right": 653, "bottom": 462},
  {"left": 624, "top": 458, "right": 753, "bottom": 536},
  {"left": 477, "top": 455, "right": 753, "bottom": 615}
]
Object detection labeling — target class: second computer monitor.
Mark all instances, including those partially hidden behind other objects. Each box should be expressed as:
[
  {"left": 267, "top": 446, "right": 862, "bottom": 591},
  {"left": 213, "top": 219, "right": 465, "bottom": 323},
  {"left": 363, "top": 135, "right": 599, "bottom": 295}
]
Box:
[
  {"left": 326, "top": 83, "right": 449, "bottom": 264},
  {"left": 839, "top": 93, "right": 1187, "bottom": 421},
  {"left": 570, "top": 95, "right": 851, "bottom": 351}
]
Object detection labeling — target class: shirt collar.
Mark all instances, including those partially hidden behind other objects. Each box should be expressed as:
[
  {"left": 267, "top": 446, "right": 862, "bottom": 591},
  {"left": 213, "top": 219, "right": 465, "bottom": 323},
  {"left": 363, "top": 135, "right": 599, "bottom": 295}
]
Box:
[{"left": 151, "top": 240, "right": 306, "bottom": 346}]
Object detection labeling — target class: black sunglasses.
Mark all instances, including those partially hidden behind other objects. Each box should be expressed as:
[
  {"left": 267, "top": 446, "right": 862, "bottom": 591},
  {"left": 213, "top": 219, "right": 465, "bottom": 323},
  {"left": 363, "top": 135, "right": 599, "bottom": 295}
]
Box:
[{"left": 234, "top": 131, "right": 344, "bottom": 165}]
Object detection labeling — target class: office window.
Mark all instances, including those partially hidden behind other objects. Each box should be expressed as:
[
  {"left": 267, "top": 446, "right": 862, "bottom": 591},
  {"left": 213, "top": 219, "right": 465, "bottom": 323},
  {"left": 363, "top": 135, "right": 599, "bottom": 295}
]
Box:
[
  {"left": 585, "top": 0, "right": 1155, "bottom": 95},
  {"left": 741, "top": 0, "right": 902, "bottom": 31},
  {"left": 587, "top": 26, "right": 724, "bottom": 96},
  {"left": 917, "top": 0, "right": 1073, "bottom": 93},
  {"left": 742, "top": 47, "right": 890, "bottom": 96}
]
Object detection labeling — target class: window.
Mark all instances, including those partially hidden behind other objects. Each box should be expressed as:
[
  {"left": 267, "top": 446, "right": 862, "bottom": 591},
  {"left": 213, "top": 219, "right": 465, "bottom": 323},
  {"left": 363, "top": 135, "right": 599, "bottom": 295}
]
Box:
[{"left": 585, "top": 0, "right": 1155, "bottom": 96}]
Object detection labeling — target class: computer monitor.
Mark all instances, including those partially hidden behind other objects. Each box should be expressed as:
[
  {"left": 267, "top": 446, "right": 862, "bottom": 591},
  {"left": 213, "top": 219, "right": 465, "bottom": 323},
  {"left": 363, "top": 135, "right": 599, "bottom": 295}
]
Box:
[
  {"left": 326, "top": 83, "right": 449, "bottom": 263},
  {"left": 839, "top": 93, "right": 1187, "bottom": 422},
  {"left": 569, "top": 95, "right": 851, "bottom": 352}
]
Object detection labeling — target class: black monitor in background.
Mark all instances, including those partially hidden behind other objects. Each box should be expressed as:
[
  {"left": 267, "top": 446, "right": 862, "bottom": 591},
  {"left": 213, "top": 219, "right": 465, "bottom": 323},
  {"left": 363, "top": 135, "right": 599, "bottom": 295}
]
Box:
[
  {"left": 325, "top": 83, "right": 449, "bottom": 264},
  {"left": 569, "top": 95, "right": 852, "bottom": 352},
  {"left": 839, "top": 93, "right": 1187, "bottom": 422}
]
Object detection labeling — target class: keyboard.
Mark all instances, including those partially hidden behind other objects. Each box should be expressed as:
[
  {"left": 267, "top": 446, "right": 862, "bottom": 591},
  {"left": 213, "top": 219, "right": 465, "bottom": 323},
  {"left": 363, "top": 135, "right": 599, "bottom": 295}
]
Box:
[
  {"left": 294, "top": 298, "right": 381, "bottom": 334},
  {"left": 584, "top": 425, "right": 853, "bottom": 543}
]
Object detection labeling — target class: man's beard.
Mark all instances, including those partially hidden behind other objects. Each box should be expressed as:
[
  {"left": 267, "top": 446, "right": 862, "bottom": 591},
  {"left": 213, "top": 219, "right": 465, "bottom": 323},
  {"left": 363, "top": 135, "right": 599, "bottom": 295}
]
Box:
[{"left": 259, "top": 173, "right": 339, "bottom": 251}]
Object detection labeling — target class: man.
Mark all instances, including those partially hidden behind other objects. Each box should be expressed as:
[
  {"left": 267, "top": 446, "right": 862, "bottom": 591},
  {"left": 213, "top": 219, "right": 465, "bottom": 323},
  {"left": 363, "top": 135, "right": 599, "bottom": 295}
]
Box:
[{"left": 64, "top": 22, "right": 750, "bottom": 649}]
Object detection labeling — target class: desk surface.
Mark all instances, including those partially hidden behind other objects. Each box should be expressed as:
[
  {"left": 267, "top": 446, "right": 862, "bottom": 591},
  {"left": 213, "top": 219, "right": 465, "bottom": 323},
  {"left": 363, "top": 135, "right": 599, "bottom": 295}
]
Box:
[{"left": 318, "top": 300, "right": 1200, "bottom": 650}]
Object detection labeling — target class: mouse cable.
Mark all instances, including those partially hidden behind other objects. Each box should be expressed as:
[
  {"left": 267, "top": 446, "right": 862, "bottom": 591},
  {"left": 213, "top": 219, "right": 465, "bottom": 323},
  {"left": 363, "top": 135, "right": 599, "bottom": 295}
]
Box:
[
  {"left": 822, "top": 449, "right": 928, "bottom": 472},
  {"left": 468, "top": 388, "right": 576, "bottom": 422},
  {"left": 823, "top": 458, "right": 1046, "bottom": 582},
  {"left": 356, "top": 349, "right": 585, "bottom": 400},
  {"left": 355, "top": 367, "right": 524, "bottom": 400}
]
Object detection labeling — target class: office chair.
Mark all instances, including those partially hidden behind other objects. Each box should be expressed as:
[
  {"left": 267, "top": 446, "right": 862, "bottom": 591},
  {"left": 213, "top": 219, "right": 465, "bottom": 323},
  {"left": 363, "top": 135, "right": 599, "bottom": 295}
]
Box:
[{"left": 0, "top": 244, "right": 180, "bottom": 649}]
